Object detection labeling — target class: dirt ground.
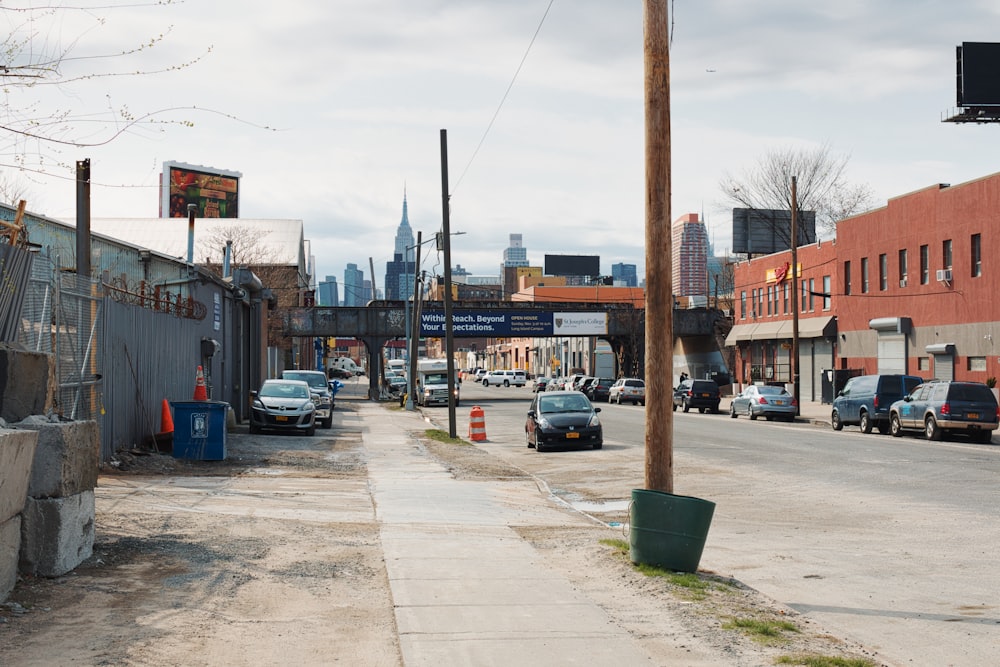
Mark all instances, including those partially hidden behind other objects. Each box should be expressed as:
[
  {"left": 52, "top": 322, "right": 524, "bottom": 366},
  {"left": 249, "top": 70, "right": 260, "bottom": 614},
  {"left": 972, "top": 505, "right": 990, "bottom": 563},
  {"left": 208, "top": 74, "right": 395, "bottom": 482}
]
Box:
[{"left": 0, "top": 404, "right": 885, "bottom": 666}]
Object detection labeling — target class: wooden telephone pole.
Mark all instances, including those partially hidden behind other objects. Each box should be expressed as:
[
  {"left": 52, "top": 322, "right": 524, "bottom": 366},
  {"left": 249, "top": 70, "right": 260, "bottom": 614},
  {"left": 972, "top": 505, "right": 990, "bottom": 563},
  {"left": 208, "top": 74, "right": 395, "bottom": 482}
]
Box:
[{"left": 643, "top": 0, "right": 673, "bottom": 492}]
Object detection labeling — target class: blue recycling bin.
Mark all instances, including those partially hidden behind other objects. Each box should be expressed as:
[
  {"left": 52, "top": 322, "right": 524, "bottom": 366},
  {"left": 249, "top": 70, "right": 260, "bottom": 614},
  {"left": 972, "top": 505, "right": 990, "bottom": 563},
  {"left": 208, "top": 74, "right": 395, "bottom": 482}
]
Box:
[{"left": 170, "top": 401, "right": 229, "bottom": 460}]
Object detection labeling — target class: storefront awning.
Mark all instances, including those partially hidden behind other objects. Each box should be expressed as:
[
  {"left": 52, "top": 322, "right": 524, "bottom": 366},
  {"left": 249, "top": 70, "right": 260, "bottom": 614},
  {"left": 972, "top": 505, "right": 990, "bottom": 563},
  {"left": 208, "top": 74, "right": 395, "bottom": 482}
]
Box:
[{"left": 724, "top": 316, "right": 836, "bottom": 345}]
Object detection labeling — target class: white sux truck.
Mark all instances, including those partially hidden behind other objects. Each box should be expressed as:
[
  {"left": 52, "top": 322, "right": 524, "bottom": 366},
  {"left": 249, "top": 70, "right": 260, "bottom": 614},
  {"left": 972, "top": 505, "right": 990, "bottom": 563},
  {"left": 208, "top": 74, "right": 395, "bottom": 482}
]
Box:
[{"left": 415, "top": 358, "right": 459, "bottom": 407}]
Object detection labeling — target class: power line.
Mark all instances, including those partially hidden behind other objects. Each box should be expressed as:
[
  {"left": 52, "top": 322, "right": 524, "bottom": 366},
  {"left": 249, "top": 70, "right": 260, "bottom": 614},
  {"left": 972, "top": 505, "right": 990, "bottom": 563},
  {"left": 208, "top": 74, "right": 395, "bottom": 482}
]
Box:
[{"left": 451, "top": 0, "right": 555, "bottom": 196}]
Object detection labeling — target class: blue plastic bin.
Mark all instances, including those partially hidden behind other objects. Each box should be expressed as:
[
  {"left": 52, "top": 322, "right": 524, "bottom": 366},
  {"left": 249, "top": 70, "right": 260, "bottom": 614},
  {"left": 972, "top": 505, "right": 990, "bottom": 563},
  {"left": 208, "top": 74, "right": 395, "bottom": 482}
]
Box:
[{"left": 170, "top": 401, "right": 229, "bottom": 460}]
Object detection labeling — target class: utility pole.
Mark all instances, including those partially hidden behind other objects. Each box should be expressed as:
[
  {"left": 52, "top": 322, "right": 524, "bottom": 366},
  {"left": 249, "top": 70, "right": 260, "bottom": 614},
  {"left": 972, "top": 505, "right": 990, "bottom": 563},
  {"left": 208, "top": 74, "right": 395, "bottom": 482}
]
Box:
[
  {"left": 406, "top": 231, "right": 422, "bottom": 410},
  {"left": 643, "top": 0, "right": 673, "bottom": 492},
  {"left": 790, "top": 176, "right": 800, "bottom": 414},
  {"left": 440, "top": 129, "right": 458, "bottom": 438}
]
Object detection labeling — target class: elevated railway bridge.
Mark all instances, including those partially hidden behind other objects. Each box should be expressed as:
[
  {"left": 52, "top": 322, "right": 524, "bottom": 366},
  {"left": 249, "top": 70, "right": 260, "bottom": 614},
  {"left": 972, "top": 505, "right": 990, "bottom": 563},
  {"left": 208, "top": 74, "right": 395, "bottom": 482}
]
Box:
[{"left": 284, "top": 301, "right": 728, "bottom": 399}]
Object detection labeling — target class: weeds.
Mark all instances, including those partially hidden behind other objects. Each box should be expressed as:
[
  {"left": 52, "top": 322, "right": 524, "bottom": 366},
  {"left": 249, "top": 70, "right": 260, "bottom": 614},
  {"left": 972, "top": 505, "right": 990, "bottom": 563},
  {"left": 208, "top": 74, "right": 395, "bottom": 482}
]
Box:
[
  {"left": 599, "top": 538, "right": 732, "bottom": 600},
  {"left": 775, "top": 655, "right": 877, "bottom": 667},
  {"left": 423, "top": 429, "right": 468, "bottom": 445},
  {"left": 723, "top": 616, "right": 800, "bottom": 644}
]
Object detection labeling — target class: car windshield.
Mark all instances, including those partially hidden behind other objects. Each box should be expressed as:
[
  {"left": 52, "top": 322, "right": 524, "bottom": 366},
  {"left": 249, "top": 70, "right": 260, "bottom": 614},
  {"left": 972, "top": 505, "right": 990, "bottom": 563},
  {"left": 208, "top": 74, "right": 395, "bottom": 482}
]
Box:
[
  {"left": 625, "top": 380, "right": 644, "bottom": 387},
  {"left": 538, "top": 395, "right": 592, "bottom": 413},
  {"left": 283, "top": 372, "right": 327, "bottom": 389},
  {"left": 757, "top": 386, "right": 787, "bottom": 395},
  {"left": 260, "top": 383, "right": 309, "bottom": 399},
  {"left": 424, "top": 373, "right": 449, "bottom": 384}
]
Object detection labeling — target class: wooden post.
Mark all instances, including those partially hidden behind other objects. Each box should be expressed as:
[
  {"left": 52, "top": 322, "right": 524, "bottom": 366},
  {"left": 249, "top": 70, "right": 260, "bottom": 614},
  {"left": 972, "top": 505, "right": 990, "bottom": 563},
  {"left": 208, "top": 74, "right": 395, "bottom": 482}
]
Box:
[{"left": 644, "top": 0, "right": 673, "bottom": 492}]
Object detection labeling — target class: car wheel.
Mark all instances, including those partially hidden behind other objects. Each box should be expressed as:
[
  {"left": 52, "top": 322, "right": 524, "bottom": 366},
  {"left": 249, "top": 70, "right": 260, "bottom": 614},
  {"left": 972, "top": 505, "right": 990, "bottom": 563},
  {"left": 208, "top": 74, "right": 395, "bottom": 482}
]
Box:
[
  {"left": 925, "top": 415, "right": 942, "bottom": 441},
  {"left": 730, "top": 403, "right": 738, "bottom": 418},
  {"left": 616, "top": 394, "right": 623, "bottom": 405},
  {"left": 890, "top": 413, "right": 903, "bottom": 437},
  {"left": 640, "top": 401, "right": 645, "bottom": 407},
  {"left": 323, "top": 415, "right": 333, "bottom": 429},
  {"left": 748, "top": 404, "right": 756, "bottom": 420},
  {"left": 307, "top": 422, "right": 316, "bottom": 437},
  {"left": 526, "top": 429, "right": 534, "bottom": 448},
  {"left": 672, "top": 401, "right": 677, "bottom": 411},
  {"left": 876, "top": 422, "right": 889, "bottom": 435},
  {"left": 698, "top": 407, "right": 706, "bottom": 414},
  {"left": 860, "top": 411, "right": 873, "bottom": 434},
  {"left": 535, "top": 436, "right": 546, "bottom": 453},
  {"left": 831, "top": 410, "right": 843, "bottom": 431},
  {"left": 504, "top": 380, "right": 510, "bottom": 387},
  {"left": 249, "top": 421, "right": 260, "bottom": 434},
  {"left": 593, "top": 442, "right": 603, "bottom": 450},
  {"left": 683, "top": 401, "right": 690, "bottom": 413},
  {"left": 976, "top": 429, "right": 993, "bottom": 444}
]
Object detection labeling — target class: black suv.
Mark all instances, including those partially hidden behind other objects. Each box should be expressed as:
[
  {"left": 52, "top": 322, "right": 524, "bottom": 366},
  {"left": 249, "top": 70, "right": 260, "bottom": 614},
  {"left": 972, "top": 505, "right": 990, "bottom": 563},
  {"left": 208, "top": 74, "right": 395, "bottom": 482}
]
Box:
[
  {"left": 889, "top": 381, "right": 999, "bottom": 442},
  {"left": 831, "top": 374, "right": 923, "bottom": 434},
  {"left": 672, "top": 379, "right": 721, "bottom": 413},
  {"left": 585, "top": 377, "right": 615, "bottom": 403}
]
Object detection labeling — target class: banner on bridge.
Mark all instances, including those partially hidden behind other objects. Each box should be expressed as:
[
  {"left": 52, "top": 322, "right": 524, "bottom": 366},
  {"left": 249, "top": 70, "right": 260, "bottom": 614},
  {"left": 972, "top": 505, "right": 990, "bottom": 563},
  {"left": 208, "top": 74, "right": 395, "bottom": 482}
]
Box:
[{"left": 420, "top": 310, "right": 607, "bottom": 336}]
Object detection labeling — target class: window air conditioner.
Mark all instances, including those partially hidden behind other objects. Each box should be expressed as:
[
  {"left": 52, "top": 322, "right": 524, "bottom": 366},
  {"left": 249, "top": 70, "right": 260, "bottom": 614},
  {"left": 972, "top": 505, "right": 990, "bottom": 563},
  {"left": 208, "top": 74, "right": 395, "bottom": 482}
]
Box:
[
  {"left": 899, "top": 278, "right": 907, "bottom": 288},
  {"left": 936, "top": 269, "right": 953, "bottom": 282}
]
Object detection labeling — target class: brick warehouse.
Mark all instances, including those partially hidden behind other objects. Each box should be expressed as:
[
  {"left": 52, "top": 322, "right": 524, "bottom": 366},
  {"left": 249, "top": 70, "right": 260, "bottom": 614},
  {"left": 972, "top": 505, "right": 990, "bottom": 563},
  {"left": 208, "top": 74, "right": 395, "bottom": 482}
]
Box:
[{"left": 727, "top": 171, "right": 1000, "bottom": 403}]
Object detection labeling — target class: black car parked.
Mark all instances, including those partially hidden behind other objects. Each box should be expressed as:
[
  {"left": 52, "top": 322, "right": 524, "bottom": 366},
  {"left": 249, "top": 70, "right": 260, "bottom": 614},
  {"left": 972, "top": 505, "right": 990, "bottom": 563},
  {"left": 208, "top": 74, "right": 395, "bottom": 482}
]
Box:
[
  {"left": 831, "top": 374, "right": 923, "bottom": 434},
  {"left": 672, "top": 379, "right": 721, "bottom": 413},
  {"left": 585, "top": 377, "right": 615, "bottom": 402}
]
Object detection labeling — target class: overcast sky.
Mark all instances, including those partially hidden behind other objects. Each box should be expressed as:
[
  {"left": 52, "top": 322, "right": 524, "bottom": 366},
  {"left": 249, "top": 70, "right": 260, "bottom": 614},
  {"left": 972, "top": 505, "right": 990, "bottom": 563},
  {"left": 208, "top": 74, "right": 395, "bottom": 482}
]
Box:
[{"left": 8, "top": 1, "right": 1000, "bottom": 288}]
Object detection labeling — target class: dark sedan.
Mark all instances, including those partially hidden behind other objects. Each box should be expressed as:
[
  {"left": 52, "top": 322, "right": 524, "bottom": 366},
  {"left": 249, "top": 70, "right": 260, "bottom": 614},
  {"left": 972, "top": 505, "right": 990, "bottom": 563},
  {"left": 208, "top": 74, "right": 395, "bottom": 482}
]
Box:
[
  {"left": 525, "top": 390, "right": 603, "bottom": 452},
  {"left": 585, "top": 377, "right": 615, "bottom": 402}
]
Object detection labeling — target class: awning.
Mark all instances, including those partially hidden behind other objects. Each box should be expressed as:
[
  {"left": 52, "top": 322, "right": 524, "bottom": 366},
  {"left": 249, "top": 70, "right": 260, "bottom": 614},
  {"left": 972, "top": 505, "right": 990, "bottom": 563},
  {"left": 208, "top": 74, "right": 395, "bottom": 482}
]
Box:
[{"left": 724, "top": 316, "right": 836, "bottom": 345}]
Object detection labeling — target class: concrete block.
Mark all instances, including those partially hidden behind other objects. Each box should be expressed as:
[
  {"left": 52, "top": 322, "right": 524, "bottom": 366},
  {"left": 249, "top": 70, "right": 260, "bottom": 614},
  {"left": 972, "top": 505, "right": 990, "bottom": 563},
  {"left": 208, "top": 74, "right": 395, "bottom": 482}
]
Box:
[
  {"left": 0, "top": 429, "right": 38, "bottom": 523},
  {"left": 0, "top": 515, "right": 21, "bottom": 601},
  {"left": 19, "top": 491, "right": 95, "bottom": 577},
  {"left": 0, "top": 345, "right": 52, "bottom": 422},
  {"left": 19, "top": 420, "right": 99, "bottom": 499}
]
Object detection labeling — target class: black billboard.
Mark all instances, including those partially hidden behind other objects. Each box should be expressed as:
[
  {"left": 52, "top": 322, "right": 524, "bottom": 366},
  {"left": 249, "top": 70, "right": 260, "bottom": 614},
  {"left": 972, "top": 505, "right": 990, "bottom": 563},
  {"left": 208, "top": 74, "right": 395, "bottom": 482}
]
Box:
[
  {"left": 957, "top": 42, "right": 1000, "bottom": 107},
  {"left": 732, "top": 208, "right": 816, "bottom": 256},
  {"left": 544, "top": 254, "right": 600, "bottom": 277}
]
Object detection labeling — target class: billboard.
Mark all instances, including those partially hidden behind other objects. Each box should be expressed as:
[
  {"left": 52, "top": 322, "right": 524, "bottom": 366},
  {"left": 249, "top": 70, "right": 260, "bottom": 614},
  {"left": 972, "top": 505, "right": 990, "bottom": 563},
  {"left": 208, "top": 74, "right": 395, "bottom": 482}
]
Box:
[
  {"left": 957, "top": 42, "right": 1000, "bottom": 107},
  {"left": 544, "top": 254, "right": 600, "bottom": 277},
  {"left": 420, "top": 309, "right": 607, "bottom": 336},
  {"left": 160, "top": 161, "right": 242, "bottom": 218},
  {"left": 732, "top": 208, "right": 816, "bottom": 256}
]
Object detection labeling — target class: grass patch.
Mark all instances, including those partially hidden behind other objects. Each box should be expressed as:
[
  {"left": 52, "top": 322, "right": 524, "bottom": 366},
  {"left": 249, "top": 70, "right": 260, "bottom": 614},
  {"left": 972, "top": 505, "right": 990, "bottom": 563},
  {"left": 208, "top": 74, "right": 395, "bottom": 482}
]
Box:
[
  {"left": 775, "top": 655, "right": 877, "bottom": 667},
  {"left": 424, "top": 429, "right": 468, "bottom": 445},
  {"left": 723, "top": 616, "right": 800, "bottom": 644},
  {"left": 599, "top": 538, "right": 730, "bottom": 599}
]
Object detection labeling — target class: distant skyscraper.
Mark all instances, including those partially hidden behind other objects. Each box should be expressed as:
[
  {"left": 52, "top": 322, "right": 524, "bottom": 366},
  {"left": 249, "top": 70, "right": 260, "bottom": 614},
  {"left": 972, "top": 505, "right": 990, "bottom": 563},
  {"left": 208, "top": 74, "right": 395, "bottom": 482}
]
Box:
[
  {"left": 503, "top": 233, "right": 529, "bottom": 267},
  {"left": 344, "top": 263, "right": 364, "bottom": 307},
  {"left": 318, "top": 275, "right": 340, "bottom": 306},
  {"left": 386, "top": 193, "right": 417, "bottom": 300},
  {"left": 672, "top": 213, "right": 709, "bottom": 297},
  {"left": 612, "top": 262, "right": 638, "bottom": 287}
]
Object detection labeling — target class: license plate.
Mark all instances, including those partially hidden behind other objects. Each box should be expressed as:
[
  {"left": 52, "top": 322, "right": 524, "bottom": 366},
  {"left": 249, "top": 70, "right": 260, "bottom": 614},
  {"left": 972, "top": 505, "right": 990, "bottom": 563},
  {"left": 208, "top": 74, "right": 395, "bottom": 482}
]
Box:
[
  {"left": 566, "top": 432, "right": 580, "bottom": 439},
  {"left": 700, "top": 393, "right": 710, "bottom": 398},
  {"left": 774, "top": 399, "right": 785, "bottom": 405},
  {"left": 967, "top": 412, "right": 979, "bottom": 420},
  {"left": 275, "top": 415, "right": 289, "bottom": 422}
]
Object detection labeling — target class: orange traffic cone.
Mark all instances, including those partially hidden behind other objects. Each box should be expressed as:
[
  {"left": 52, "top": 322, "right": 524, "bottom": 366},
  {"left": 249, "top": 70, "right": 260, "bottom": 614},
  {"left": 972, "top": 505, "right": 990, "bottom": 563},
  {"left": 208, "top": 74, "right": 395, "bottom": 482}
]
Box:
[
  {"left": 160, "top": 398, "right": 174, "bottom": 433},
  {"left": 469, "top": 405, "right": 487, "bottom": 442},
  {"left": 193, "top": 365, "right": 208, "bottom": 400}
]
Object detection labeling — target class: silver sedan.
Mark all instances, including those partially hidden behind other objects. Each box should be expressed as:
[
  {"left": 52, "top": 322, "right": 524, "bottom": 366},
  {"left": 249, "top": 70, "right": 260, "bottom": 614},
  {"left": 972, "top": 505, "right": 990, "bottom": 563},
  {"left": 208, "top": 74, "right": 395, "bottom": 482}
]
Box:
[{"left": 729, "top": 385, "right": 797, "bottom": 422}]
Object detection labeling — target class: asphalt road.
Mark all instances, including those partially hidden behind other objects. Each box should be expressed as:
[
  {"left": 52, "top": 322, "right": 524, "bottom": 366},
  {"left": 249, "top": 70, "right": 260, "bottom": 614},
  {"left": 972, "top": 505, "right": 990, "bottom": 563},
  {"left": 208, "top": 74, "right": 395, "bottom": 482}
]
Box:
[{"left": 438, "top": 381, "right": 1000, "bottom": 667}]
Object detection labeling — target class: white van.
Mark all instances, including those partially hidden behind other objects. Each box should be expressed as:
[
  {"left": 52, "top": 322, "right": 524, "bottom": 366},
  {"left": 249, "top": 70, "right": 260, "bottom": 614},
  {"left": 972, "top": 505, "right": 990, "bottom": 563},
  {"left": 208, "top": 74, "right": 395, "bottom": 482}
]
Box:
[{"left": 329, "top": 357, "right": 363, "bottom": 377}]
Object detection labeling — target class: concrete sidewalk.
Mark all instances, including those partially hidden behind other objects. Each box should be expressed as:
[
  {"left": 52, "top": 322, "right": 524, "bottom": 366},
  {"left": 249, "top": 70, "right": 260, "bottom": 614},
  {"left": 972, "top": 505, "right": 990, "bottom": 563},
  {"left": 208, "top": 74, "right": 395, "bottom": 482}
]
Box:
[{"left": 360, "top": 402, "right": 720, "bottom": 666}]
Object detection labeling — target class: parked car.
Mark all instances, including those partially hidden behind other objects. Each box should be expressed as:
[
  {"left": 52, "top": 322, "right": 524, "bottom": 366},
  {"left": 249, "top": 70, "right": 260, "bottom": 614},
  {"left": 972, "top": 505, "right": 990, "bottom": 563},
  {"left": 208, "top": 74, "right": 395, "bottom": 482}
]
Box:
[
  {"left": 585, "top": 377, "right": 615, "bottom": 403},
  {"left": 889, "top": 380, "right": 999, "bottom": 442},
  {"left": 482, "top": 369, "right": 527, "bottom": 387},
  {"left": 831, "top": 374, "right": 924, "bottom": 434},
  {"left": 609, "top": 378, "right": 646, "bottom": 405},
  {"left": 249, "top": 379, "right": 317, "bottom": 436},
  {"left": 474, "top": 369, "right": 488, "bottom": 381},
  {"left": 672, "top": 378, "right": 721, "bottom": 413},
  {"left": 525, "top": 390, "right": 603, "bottom": 451},
  {"left": 280, "top": 370, "right": 333, "bottom": 428},
  {"left": 729, "top": 384, "right": 796, "bottom": 421},
  {"left": 572, "top": 376, "right": 594, "bottom": 392},
  {"left": 532, "top": 377, "right": 550, "bottom": 392},
  {"left": 564, "top": 373, "right": 588, "bottom": 392},
  {"left": 546, "top": 377, "right": 566, "bottom": 391}
]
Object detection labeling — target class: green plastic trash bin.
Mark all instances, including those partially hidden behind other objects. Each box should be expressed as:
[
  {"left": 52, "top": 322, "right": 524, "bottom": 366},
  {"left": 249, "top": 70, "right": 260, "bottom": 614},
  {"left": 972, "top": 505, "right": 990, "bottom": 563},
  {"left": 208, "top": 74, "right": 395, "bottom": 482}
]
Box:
[
  {"left": 170, "top": 401, "right": 229, "bottom": 460},
  {"left": 629, "top": 488, "right": 715, "bottom": 573}
]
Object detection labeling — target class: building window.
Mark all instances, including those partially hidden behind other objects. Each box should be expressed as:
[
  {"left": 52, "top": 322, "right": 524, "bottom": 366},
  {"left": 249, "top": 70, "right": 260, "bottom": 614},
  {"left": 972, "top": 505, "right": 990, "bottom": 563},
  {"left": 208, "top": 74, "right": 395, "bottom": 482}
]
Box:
[
  {"left": 801, "top": 279, "right": 808, "bottom": 313},
  {"left": 844, "top": 260, "right": 852, "bottom": 295},
  {"left": 808, "top": 278, "right": 815, "bottom": 311},
  {"left": 861, "top": 257, "right": 869, "bottom": 293},
  {"left": 971, "top": 233, "right": 982, "bottom": 277},
  {"left": 822, "top": 275, "right": 831, "bottom": 310},
  {"left": 917, "top": 357, "right": 930, "bottom": 371},
  {"left": 750, "top": 288, "right": 756, "bottom": 317},
  {"left": 741, "top": 291, "right": 746, "bottom": 319},
  {"left": 943, "top": 239, "right": 953, "bottom": 270},
  {"left": 879, "top": 253, "right": 888, "bottom": 291},
  {"left": 767, "top": 286, "right": 773, "bottom": 316},
  {"left": 898, "top": 249, "right": 908, "bottom": 287},
  {"left": 758, "top": 288, "right": 764, "bottom": 318},
  {"left": 920, "top": 244, "right": 929, "bottom": 284},
  {"left": 968, "top": 356, "right": 987, "bottom": 372},
  {"left": 783, "top": 282, "right": 789, "bottom": 314}
]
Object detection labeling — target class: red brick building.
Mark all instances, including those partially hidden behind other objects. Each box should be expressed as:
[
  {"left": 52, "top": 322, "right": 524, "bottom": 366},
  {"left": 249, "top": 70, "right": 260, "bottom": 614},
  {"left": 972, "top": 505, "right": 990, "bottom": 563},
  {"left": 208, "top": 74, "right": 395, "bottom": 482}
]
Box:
[{"left": 727, "top": 172, "right": 1000, "bottom": 402}]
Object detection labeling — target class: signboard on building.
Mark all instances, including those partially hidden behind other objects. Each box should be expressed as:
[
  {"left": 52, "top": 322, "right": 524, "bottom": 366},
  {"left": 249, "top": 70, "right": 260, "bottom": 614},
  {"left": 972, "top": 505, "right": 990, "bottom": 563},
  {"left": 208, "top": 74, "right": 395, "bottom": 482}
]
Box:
[
  {"left": 160, "top": 161, "right": 242, "bottom": 218},
  {"left": 420, "top": 309, "right": 607, "bottom": 336}
]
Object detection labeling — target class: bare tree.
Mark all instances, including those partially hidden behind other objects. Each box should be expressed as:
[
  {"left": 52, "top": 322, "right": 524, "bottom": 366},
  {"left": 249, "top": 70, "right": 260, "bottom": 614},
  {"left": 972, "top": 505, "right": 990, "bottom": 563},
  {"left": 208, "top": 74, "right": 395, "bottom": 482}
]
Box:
[{"left": 719, "top": 143, "right": 876, "bottom": 241}]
